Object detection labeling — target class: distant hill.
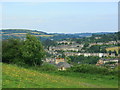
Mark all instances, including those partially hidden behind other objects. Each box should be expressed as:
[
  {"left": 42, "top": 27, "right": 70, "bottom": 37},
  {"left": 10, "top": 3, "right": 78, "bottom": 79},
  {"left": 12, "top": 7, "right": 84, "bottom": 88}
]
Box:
[
  {"left": 2, "top": 29, "right": 48, "bottom": 35},
  {"left": 1, "top": 29, "right": 53, "bottom": 40},
  {"left": 0, "top": 29, "right": 116, "bottom": 41}
]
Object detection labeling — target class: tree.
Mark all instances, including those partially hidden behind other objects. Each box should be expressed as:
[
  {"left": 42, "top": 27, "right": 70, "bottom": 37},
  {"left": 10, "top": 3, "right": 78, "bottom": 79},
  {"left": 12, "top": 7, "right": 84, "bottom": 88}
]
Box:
[
  {"left": 43, "top": 39, "right": 57, "bottom": 50},
  {"left": 108, "top": 50, "right": 112, "bottom": 55},
  {"left": 84, "top": 43, "right": 89, "bottom": 47},
  {"left": 113, "top": 50, "right": 118, "bottom": 56},
  {"left": 2, "top": 39, "right": 23, "bottom": 63},
  {"left": 118, "top": 49, "right": 120, "bottom": 54},
  {"left": 68, "top": 55, "right": 99, "bottom": 64},
  {"left": 65, "top": 57, "right": 72, "bottom": 64},
  {"left": 21, "top": 34, "right": 45, "bottom": 66},
  {"left": 100, "top": 48, "right": 107, "bottom": 53},
  {"left": 88, "top": 45, "right": 100, "bottom": 53}
]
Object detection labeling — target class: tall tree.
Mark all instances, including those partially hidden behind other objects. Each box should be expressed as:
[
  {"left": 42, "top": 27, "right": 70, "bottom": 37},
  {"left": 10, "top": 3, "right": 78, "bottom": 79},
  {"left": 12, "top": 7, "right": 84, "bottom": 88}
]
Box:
[
  {"left": 21, "top": 34, "right": 45, "bottom": 66},
  {"left": 2, "top": 39, "right": 23, "bottom": 63},
  {"left": 113, "top": 50, "right": 118, "bottom": 56},
  {"left": 118, "top": 49, "right": 120, "bottom": 54},
  {"left": 43, "top": 39, "right": 56, "bottom": 50}
]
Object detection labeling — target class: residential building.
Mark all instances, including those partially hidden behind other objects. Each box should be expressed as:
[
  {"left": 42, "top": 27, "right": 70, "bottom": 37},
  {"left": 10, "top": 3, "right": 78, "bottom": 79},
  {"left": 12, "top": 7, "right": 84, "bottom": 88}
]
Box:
[
  {"left": 96, "top": 58, "right": 119, "bottom": 66},
  {"left": 55, "top": 58, "right": 65, "bottom": 64},
  {"left": 57, "top": 62, "right": 71, "bottom": 70}
]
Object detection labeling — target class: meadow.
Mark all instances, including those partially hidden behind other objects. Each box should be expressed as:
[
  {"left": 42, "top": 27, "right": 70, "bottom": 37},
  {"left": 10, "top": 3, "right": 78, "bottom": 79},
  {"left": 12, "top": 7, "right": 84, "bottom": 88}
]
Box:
[
  {"left": 2, "top": 63, "right": 118, "bottom": 88},
  {"left": 106, "top": 46, "right": 120, "bottom": 53}
]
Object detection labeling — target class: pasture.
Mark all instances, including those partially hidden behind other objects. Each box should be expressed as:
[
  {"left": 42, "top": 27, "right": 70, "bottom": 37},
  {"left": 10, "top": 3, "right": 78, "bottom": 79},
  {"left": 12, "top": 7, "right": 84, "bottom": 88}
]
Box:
[{"left": 2, "top": 63, "right": 118, "bottom": 88}]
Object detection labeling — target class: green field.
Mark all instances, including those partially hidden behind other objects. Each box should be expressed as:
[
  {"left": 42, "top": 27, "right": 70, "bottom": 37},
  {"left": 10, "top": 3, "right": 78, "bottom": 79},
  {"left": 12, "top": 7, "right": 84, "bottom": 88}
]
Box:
[
  {"left": 2, "top": 63, "right": 118, "bottom": 88},
  {"left": 106, "top": 46, "right": 120, "bottom": 53}
]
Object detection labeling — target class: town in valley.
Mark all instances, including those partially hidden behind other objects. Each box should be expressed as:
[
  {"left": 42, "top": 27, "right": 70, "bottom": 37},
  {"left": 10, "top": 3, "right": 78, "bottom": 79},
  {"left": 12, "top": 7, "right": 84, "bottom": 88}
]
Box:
[{"left": 1, "top": 29, "right": 120, "bottom": 70}]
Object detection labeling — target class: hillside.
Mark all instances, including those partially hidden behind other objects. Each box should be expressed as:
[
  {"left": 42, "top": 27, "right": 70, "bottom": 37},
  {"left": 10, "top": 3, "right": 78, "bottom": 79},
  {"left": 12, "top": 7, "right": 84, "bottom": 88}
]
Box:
[
  {"left": 1, "top": 29, "right": 53, "bottom": 40},
  {"left": 1, "top": 29, "right": 115, "bottom": 41},
  {"left": 106, "top": 46, "right": 120, "bottom": 53},
  {"left": 2, "top": 63, "right": 118, "bottom": 88}
]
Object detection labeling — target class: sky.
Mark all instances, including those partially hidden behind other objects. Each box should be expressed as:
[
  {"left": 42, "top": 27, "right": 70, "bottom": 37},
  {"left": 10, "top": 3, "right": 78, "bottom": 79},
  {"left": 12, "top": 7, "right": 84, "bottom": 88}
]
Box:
[{"left": 2, "top": 2, "right": 118, "bottom": 33}]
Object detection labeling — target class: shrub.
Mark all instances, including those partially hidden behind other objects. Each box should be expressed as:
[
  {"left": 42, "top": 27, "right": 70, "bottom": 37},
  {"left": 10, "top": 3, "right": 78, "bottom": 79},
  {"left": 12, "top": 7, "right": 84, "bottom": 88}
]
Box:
[
  {"left": 2, "top": 39, "right": 23, "bottom": 63},
  {"left": 38, "top": 63, "right": 57, "bottom": 72},
  {"left": 68, "top": 55, "right": 99, "bottom": 64},
  {"left": 67, "top": 64, "right": 117, "bottom": 75}
]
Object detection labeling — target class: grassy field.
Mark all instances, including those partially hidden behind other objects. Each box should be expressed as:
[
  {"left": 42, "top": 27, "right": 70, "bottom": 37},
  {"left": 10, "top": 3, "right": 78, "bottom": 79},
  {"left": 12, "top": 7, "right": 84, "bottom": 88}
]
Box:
[
  {"left": 106, "top": 46, "right": 120, "bottom": 53},
  {"left": 4, "top": 33, "right": 54, "bottom": 37},
  {"left": 2, "top": 63, "right": 118, "bottom": 88}
]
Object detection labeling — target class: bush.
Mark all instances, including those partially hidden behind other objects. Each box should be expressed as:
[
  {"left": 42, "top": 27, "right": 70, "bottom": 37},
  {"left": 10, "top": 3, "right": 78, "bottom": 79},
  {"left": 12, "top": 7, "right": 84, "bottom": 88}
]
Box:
[
  {"left": 38, "top": 63, "right": 58, "bottom": 72},
  {"left": 12, "top": 58, "right": 28, "bottom": 67},
  {"left": 2, "top": 39, "right": 23, "bottom": 63},
  {"left": 67, "top": 64, "right": 117, "bottom": 75},
  {"left": 68, "top": 55, "right": 99, "bottom": 64}
]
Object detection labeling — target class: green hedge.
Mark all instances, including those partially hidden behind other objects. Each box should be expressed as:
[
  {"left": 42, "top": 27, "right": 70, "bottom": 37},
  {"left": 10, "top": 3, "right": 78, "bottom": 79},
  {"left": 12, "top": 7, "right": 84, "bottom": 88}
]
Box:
[
  {"left": 67, "top": 64, "right": 118, "bottom": 75},
  {"left": 30, "top": 63, "right": 58, "bottom": 72}
]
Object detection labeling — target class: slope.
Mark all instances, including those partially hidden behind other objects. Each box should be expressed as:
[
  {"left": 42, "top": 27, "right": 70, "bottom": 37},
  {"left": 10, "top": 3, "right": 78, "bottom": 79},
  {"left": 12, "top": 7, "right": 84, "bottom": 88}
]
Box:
[{"left": 2, "top": 63, "right": 118, "bottom": 88}]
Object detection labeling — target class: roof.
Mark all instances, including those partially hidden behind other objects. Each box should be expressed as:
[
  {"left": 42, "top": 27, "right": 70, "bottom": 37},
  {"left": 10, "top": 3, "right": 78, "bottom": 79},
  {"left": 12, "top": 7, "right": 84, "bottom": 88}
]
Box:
[
  {"left": 100, "top": 58, "right": 119, "bottom": 61},
  {"left": 48, "top": 61, "right": 56, "bottom": 65},
  {"left": 56, "top": 62, "right": 71, "bottom": 68},
  {"left": 56, "top": 58, "right": 64, "bottom": 60}
]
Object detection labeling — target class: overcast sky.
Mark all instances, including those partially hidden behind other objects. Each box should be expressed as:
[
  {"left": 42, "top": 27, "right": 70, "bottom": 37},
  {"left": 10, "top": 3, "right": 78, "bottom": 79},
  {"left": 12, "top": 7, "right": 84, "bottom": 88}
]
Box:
[{"left": 2, "top": 2, "right": 118, "bottom": 33}]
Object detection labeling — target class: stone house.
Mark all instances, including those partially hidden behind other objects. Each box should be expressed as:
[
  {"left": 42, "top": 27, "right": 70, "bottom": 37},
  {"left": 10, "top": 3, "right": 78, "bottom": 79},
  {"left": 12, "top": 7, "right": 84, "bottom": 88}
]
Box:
[
  {"left": 83, "top": 53, "right": 108, "bottom": 57},
  {"left": 57, "top": 40, "right": 75, "bottom": 45},
  {"left": 45, "top": 57, "right": 71, "bottom": 70},
  {"left": 96, "top": 58, "right": 119, "bottom": 66},
  {"left": 64, "top": 52, "right": 109, "bottom": 57},
  {"left": 45, "top": 58, "right": 55, "bottom": 63},
  {"left": 55, "top": 58, "right": 65, "bottom": 64},
  {"left": 95, "top": 37, "right": 101, "bottom": 39},
  {"left": 56, "top": 62, "right": 71, "bottom": 70},
  {"left": 64, "top": 52, "right": 80, "bottom": 56}
]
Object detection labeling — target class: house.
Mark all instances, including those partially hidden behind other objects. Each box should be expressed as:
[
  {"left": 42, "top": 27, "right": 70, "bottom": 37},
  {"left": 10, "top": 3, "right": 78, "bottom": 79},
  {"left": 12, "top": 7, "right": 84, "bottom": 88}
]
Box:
[
  {"left": 57, "top": 40, "right": 75, "bottom": 45},
  {"left": 83, "top": 53, "right": 107, "bottom": 57},
  {"left": 45, "top": 58, "right": 55, "bottom": 62},
  {"left": 95, "top": 37, "right": 101, "bottom": 39},
  {"left": 109, "top": 53, "right": 116, "bottom": 57},
  {"left": 64, "top": 52, "right": 80, "bottom": 56},
  {"left": 64, "top": 52, "right": 109, "bottom": 57},
  {"left": 103, "top": 58, "right": 118, "bottom": 64},
  {"left": 55, "top": 58, "right": 65, "bottom": 64},
  {"left": 106, "top": 41, "right": 118, "bottom": 45},
  {"left": 96, "top": 58, "right": 119, "bottom": 66},
  {"left": 57, "top": 62, "right": 71, "bottom": 70},
  {"left": 96, "top": 60, "right": 104, "bottom": 66},
  {"left": 49, "top": 44, "right": 82, "bottom": 52},
  {"left": 45, "top": 57, "right": 71, "bottom": 70}
]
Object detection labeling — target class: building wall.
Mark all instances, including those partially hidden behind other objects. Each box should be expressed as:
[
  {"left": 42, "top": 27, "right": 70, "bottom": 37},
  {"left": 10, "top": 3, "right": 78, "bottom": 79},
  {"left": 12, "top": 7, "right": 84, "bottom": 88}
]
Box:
[{"left": 55, "top": 58, "right": 65, "bottom": 64}]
